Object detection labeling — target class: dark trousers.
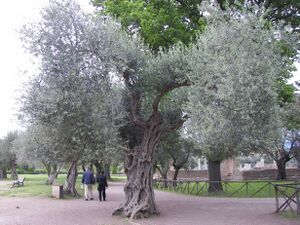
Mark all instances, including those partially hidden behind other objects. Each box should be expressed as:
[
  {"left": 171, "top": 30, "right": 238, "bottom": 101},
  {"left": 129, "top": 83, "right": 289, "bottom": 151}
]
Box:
[{"left": 98, "top": 186, "right": 106, "bottom": 201}]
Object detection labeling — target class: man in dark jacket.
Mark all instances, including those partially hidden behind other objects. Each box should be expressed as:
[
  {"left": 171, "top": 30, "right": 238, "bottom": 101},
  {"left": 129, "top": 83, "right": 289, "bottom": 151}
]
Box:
[
  {"left": 82, "top": 166, "right": 95, "bottom": 200},
  {"left": 97, "top": 171, "right": 108, "bottom": 201}
]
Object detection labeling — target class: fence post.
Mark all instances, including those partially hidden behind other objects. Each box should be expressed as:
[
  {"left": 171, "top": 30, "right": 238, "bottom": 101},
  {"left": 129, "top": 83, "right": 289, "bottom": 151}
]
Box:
[
  {"left": 246, "top": 181, "right": 248, "bottom": 197},
  {"left": 296, "top": 188, "right": 300, "bottom": 215},
  {"left": 269, "top": 182, "right": 272, "bottom": 197},
  {"left": 275, "top": 185, "right": 279, "bottom": 212}
]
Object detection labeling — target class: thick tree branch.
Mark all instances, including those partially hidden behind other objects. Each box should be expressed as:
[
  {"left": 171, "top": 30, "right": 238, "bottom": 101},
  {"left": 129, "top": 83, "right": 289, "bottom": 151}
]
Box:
[
  {"left": 130, "top": 93, "right": 147, "bottom": 127},
  {"left": 123, "top": 69, "right": 147, "bottom": 128},
  {"left": 152, "top": 79, "right": 190, "bottom": 113}
]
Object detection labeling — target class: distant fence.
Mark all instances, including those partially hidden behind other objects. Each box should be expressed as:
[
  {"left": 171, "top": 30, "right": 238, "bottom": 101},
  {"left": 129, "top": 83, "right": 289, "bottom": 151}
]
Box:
[
  {"left": 274, "top": 182, "right": 300, "bottom": 215},
  {"left": 153, "top": 179, "right": 300, "bottom": 198}
]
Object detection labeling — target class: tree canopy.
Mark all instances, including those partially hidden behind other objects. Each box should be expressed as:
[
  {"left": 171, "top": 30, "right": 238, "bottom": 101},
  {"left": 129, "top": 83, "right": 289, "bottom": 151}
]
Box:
[{"left": 92, "top": 0, "right": 206, "bottom": 52}]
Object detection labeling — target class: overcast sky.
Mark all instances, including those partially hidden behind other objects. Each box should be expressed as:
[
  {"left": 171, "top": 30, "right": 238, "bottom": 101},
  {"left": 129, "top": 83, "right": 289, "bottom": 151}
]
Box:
[
  {"left": 0, "top": 1, "right": 299, "bottom": 138},
  {"left": 0, "top": 0, "right": 93, "bottom": 138}
]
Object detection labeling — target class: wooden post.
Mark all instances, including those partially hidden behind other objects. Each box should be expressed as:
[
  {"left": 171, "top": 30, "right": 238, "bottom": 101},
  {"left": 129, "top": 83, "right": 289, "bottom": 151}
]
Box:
[
  {"left": 296, "top": 187, "right": 300, "bottom": 215},
  {"left": 246, "top": 182, "right": 248, "bottom": 197},
  {"left": 275, "top": 185, "right": 279, "bottom": 212}
]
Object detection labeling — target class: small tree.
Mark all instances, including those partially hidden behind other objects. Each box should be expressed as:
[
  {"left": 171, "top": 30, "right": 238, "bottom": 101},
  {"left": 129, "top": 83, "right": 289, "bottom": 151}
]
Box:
[
  {"left": 19, "top": 124, "right": 65, "bottom": 184},
  {"left": 263, "top": 95, "right": 300, "bottom": 179},
  {"left": 0, "top": 138, "right": 11, "bottom": 179},
  {"left": 0, "top": 132, "right": 20, "bottom": 180}
]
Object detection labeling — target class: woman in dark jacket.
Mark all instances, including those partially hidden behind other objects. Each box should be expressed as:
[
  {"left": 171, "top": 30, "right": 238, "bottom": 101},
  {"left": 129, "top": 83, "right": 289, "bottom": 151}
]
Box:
[{"left": 97, "top": 171, "right": 108, "bottom": 201}]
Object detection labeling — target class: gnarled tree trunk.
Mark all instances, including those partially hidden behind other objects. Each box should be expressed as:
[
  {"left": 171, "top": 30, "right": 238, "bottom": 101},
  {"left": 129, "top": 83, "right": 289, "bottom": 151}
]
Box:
[
  {"left": 64, "top": 160, "right": 79, "bottom": 196},
  {"left": 113, "top": 114, "right": 162, "bottom": 219},
  {"left": 276, "top": 157, "right": 290, "bottom": 180},
  {"left": 208, "top": 160, "right": 223, "bottom": 192}
]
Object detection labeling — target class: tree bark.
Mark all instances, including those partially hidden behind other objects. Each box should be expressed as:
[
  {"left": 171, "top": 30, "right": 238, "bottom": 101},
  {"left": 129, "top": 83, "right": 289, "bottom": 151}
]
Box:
[
  {"left": 172, "top": 166, "right": 180, "bottom": 181},
  {"left": 208, "top": 160, "right": 223, "bottom": 192},
  {"left": 3, "top": 169, "right": 7, "bottom": 179},
  {"left": 156, "top": 166, "right": 168, "bottom": 180},
  {"left": 64, "top": 160, "right": 79, "bottom": 196},
  {"left": 92, "top": 160, "right": 102, "bottom": 178},
  {"left": 10, "top": 153, "right": 18, "bottom": 180},
  {"left": 113, "top": 114, "right": 162, "bottom": 219},
  {"left": 104, "top": 162, "right": 111, "bottom": 180},
  {"left": 276, "top": 157, "right": 289, "bottom": 180},
  {"left": 43, "top": 162, "right": 51, "bottom": 177},
  {"left": 46, "top": 164, "right": 61, "bottom": 185},
  {"left": 156, "top": 166, "right": 168, "bottom": 188}
]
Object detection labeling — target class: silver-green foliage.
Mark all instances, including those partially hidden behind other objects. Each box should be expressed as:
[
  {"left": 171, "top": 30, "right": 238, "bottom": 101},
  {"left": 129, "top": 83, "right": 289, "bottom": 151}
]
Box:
[
  {"left": 19, "top": 0, "right": 125, "bottom": 163},
  {"left": 186, "top": 12, "right": 292, "bottom": 161}
]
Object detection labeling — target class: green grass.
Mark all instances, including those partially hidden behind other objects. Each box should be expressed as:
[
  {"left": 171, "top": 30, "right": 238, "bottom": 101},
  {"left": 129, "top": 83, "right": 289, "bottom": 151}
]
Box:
[
  {"left": 155, "top": 180, "right": 299, "bottom": 198},
  {"left": 0, "top": 174, "right": 126, "bottom": 198},
  {"left": 279, "top": 211, "right": 300, "bottom": 219},
  {"left": 110, "top": 175, "right": 127, "bottom": 182},
  {"left": 0, "top": 174, "right": 84, "bottom": 198}
]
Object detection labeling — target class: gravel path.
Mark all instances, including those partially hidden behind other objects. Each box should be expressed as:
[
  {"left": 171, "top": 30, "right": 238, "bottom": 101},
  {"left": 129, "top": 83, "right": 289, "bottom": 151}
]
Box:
[{"left": 0, "top": 182, "right": 299, "bottom": 225}]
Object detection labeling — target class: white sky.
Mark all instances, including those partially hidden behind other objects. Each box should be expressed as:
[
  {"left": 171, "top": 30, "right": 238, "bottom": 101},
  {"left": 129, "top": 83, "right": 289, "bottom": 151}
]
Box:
[
  {"left": 0, "top": 0, "right": 93, "bottom": 138},
  {"left": 0, "top": 1, "right": 299, "bottom": 138}
]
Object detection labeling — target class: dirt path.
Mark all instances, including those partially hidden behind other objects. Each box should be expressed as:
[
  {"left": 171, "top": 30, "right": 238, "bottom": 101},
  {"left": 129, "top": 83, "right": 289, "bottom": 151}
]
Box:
[{"left": 0, "top": 182, "right": 299, "bottom": 225}]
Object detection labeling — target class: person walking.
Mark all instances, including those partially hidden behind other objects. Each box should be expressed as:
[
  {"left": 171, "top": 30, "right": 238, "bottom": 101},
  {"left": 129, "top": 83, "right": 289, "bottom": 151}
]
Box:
[
  {"left": 82, "top": 166, "right": 95, "bottom": 201},
  {"left": 97, "top": 171, "right": 108, "bottom": 201}
]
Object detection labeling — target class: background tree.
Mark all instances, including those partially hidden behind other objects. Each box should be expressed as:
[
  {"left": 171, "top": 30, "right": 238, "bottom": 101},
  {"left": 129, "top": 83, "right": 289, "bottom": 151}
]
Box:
[
  {"left": 217, "top": 0, "right": 300, "bottom": 33},
  {"left": 157, "top": 131, "right": 196, "bottom": 181},
  {"left": 92, "top": 0, "right": 206, "bottom": 52},
  {"left": 262, "top": 95, "right": 300, "bottom": 179},
  {"left": 0, "top": 137, "right": 12, "bottom": 179},
  {"left": 0, "top": 132, "right": 20, "bottom": 180},
  {"left": 18, "top": 124, "right": 65, "bottom": 184}
]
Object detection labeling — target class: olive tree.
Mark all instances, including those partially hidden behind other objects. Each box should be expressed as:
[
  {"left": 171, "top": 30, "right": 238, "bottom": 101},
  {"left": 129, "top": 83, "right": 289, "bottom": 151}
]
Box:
[
  {"left": 88, "top": 8, "right": 191, "bottom": 219},
  {"left": 0, "top": 132, "right": 20, "bottom": 180},
  {"left": 20, "top": 0, "right": 191, "bottom": 218},
  {"left": 19, "top": 0, "right": 121, "bottom": 195},
  {"left": 186, "top": 11, "right": 295, "bottom": 191},
  {"left": 18, "top": 124, "right": 65, "bottom": 184},
  {"left": 262, "top": 95, "right": 300, "bottom": 179}
]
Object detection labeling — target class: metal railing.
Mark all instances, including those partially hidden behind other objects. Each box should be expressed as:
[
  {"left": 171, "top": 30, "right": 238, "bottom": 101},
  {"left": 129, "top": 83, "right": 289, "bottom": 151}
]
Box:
[{"left": 153, "top": 179, "right": 300, "bottom": 198}]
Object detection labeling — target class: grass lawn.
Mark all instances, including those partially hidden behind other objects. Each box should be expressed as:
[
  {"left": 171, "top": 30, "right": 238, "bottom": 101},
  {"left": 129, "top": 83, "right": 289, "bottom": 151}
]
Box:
[
  {"left": 0, "top": 174, "right": 82, "bottom": 198},
  {"left": 155, "top": 180, "right": 299, "bottom": 198},
  {"left": 280, "top": 212, "right": 300, "bottom": 219},
  {"left": 0, "top": 174, "right": 126, "bottom": 198}
]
